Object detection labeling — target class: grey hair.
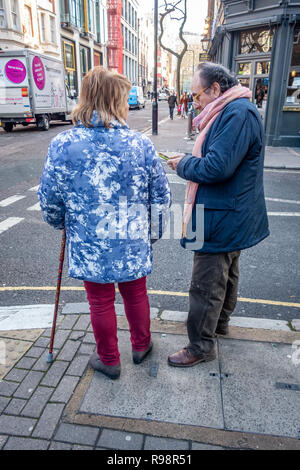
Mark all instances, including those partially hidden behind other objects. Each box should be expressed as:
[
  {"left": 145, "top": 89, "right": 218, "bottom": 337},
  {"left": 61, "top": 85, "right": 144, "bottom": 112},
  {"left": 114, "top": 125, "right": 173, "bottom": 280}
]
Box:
[{"left": 197, "top": 62, "right": 239, "bottom": 93}]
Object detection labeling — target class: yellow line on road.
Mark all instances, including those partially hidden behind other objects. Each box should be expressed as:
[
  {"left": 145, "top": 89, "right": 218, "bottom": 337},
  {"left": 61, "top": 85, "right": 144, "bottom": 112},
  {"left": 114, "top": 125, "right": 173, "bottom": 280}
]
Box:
[{"left": 0, "top": 286, "right": 299, "bottom": 308}]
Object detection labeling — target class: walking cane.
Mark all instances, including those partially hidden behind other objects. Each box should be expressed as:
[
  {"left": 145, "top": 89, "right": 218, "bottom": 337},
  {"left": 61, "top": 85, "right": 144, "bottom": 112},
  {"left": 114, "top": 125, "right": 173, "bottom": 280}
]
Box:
[{"left": 47, "top": 228, "right": 66, "bottom": 363}]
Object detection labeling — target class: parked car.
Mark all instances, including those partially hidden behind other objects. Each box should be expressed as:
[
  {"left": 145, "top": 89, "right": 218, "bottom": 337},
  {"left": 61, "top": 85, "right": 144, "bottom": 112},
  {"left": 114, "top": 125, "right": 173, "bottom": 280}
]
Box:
[
  {"left": 128, "top": 86, "right": 145, "bottom": 109},
  {"left": 158, "top": 92, "right": 168, "bottom": 101},
  {"left": 0, "top": 49, "right": 76, "bottom": 132}
]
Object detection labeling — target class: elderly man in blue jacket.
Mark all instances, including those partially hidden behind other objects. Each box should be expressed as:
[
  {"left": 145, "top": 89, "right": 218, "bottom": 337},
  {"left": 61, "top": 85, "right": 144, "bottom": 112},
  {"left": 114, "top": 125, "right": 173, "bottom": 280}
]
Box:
[{"left": 167, "top": 62, "right": 270, "bottom": 367}]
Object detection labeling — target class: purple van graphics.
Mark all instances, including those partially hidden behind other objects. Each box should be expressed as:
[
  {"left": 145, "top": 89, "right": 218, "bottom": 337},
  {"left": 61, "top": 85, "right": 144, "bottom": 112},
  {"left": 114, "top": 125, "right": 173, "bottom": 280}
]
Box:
[
  {"left": 32, "top": 56, "right": 45, "bottom": 90},
  {"left": 5, "top": 59, "right": 26, "bottom": 84}
]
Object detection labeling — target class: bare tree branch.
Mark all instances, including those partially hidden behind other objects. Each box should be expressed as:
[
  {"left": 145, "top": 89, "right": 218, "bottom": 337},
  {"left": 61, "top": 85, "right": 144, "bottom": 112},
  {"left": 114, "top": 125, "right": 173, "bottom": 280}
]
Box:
[{"left": 158, "top": 0, "right": 188, "bottom": 98}]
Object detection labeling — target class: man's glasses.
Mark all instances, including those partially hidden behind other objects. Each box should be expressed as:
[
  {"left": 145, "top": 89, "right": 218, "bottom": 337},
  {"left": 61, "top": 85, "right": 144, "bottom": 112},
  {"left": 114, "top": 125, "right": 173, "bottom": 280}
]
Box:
[{"left": 192, "top": 87, "right": 209, "bottom": 102}]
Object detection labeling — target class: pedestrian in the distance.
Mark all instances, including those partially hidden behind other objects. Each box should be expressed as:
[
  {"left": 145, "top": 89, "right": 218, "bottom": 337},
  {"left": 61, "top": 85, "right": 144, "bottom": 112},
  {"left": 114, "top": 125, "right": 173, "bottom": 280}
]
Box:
[
  {"left": 168, "top": 91, "right": 178, "bottom": 120},
  {"left": 180, "top": 92, "right": 189, "bottom": 118},
  {"left": 167, "top": 62, "right": 269, "bottom": 367},
  {"left": 38, "top": 66, "right": 171, "bottom": 380}
]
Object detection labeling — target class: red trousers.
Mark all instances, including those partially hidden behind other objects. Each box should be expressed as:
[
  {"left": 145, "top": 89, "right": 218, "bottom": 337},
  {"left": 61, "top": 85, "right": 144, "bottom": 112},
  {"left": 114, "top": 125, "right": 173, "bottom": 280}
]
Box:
[{"left": 84, "top": 276, "right": 151, "bottom": 366}]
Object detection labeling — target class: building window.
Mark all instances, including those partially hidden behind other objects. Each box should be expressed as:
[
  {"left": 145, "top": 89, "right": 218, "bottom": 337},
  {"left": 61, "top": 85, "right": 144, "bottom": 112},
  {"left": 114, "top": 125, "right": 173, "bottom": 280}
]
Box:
[
  {"left": 40, "top": 13, "right": 46, "bottom": 42},
  {"left": 24, "top": 5, "right": 33, "bottom": 37},
  {"left": 80, "top": 45, "right": 91, "bottom": 79},
  {"left": 125, "top": 0, "right": 127, "bottom": 21},
  {"left": 11, "top": 0, "right": 19, "bottom": 30},
  {"left": 0, "top": 0, "right": 6, "bottom": 28},
  {"left": 239, "top": 27, "right": 274, "bottom": 55},
  {"left": 63, "top": 40, "right": 77, "bottom": 94},
  {"left": 68, "top": 0, "right": 84, "bottom": 28},
  {"left": 50, "top": 15, "right": 56, "bottom": 43},
  {"left": 94, "top": 51, "right": 103, "bottom": 66},
  {"left": 87, "top": 0, "right": 95, "bottom": 33},
  {"left": 64, "top": 41, "right": 76, "bottom": 70},
  {"left": 286, "top": 24, "right": 300, "bottom": 107}
]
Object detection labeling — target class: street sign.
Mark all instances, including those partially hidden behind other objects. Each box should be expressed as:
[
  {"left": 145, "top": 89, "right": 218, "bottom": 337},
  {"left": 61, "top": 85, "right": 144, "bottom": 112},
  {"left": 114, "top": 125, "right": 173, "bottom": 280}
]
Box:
[{"left": 199, "top": 53, "right": 210, "bottom": 62}]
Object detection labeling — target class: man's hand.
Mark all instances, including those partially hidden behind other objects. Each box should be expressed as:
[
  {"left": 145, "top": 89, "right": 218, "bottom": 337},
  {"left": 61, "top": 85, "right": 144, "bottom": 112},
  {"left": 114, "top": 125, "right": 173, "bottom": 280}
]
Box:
[{"left": 167, "top": 154, "right": 185, "bottom": 172}]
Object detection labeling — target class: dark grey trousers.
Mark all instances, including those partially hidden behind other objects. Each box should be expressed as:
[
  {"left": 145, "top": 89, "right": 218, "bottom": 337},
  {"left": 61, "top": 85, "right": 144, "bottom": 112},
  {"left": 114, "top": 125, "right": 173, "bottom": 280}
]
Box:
[{"left": 187, "top": 250, "right": 241, "bottom": 356}]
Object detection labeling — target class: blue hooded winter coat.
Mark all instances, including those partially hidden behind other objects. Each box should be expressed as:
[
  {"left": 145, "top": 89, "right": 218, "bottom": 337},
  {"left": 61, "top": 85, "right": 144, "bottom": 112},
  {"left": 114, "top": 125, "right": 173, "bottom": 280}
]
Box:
[{"left": 177, "top": 98, "right": 270, "bottom": 252}]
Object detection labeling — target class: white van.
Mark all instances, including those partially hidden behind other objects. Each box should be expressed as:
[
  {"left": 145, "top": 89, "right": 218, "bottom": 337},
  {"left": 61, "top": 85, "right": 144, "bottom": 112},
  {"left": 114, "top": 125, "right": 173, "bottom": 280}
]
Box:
[
  {"left": 128, "top": 86, "right": 145, "bottom": 110},
  {"left": 0, "top": 49, "right": 76, "bottom": 132}
]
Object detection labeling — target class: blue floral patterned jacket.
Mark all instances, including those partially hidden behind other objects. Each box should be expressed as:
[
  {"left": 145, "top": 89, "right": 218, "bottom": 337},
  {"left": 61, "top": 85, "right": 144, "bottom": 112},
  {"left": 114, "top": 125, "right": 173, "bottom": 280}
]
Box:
[{"left": 38, "top": 114, "right": 171, "bottom": 283}]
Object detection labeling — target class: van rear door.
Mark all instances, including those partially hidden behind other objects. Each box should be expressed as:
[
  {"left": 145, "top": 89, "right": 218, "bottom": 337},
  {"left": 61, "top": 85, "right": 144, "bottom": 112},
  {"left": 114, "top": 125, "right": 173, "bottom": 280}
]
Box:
[
  {"left": 128, "top": 87, "right": 138, "bottom": 107},
  {"left": 0, "top": 55, "right": 31, "bottom": 118}
]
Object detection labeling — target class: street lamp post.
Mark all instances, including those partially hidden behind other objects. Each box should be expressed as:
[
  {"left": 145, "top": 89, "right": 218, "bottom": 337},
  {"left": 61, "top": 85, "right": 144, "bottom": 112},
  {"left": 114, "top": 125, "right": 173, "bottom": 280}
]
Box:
[{"left": 152, "top": 0, "right": 158, "bottom": 135}]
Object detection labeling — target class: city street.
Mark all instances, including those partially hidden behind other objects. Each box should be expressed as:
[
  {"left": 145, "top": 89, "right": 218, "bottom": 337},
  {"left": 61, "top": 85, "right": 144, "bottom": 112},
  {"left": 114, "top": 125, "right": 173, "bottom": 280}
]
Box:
[{"left": 0, "top": 101, "right": 299, "bottom": 324}]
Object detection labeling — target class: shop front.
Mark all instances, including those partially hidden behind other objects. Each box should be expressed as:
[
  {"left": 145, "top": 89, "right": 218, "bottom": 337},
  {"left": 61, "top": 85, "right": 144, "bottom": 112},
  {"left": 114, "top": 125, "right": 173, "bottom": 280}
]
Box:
[{"left": 209, "top": 1, "right": 300, "bottom": 147}]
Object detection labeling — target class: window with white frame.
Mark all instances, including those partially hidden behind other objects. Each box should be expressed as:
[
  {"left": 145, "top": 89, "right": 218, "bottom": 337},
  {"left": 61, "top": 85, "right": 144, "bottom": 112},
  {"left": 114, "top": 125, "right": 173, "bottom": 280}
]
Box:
[
  {"left": 50, "top": 15, "right": 56, "bottom": 43},
  {"left": 11, "top": 0, "right": 19, "bottom": 30},
  {"left": 24, "top": 5, "right": 33, "bottom": 37},
  {"left": 40, "top": 13, "right": 46, "bottom": 42},
  {"left": 0, "top": 0, "right": 6, "bottom": 28}
]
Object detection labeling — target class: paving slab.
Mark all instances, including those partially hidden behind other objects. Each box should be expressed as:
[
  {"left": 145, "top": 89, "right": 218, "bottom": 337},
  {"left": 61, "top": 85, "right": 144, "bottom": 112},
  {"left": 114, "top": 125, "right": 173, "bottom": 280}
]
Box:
[
  {"left": 3, "top": 437, "right": 49, "bottom": 450},
  {"left": 161, "top": 310, "right": 188, "bottom": 322},
  {"left": 97, "top": 429, "right": 144, "bottom": 450},
  {"left": 80, "top": 330, "right": 223, "bottom": 429},
  {"left": 0, "top": 435, "right": 8, "bottom": 449},
  {"left": 229, "top": 317, "right": 290, "bottom": 332},
  {"left": 0, "top": 415, "right": 37, "bottom": 436},
  {"left": 62, "top": 303, "right": 90, "bottom": 315},
  {"left": 192, "top": 442, "right": 224, "bottom": 450},
  {"left": 291, "top": 319, "right": 300, "bottom": 331},
  {"left": 54, "top": 423, "right": 99, "bottom": 446},
  {"left": 219, "top": 339, "right": 300, "bottom": 438},
  {"left": 144, "top": 436, "right": 189, "bottom": 450},
  {"left": 0, "top": 337, "right": 36, "bottom": 380},
  {"left": 0, "top": 305, "right": 54, "bottom": 331},
  {"left": 4, "top": 398, "right": 27, "bottom": 416}
]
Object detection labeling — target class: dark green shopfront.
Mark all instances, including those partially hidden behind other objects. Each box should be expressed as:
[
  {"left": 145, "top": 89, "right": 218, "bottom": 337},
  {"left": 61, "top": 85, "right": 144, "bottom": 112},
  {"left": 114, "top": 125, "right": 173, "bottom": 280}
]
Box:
[{"left": 209, "top": 1, "right": 300, "bottom": 147}]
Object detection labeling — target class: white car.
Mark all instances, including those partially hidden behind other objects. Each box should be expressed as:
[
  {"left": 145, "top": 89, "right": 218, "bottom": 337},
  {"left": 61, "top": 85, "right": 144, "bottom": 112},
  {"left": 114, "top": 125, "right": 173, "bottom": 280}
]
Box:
[{"left": 158, "top": 92, "right": 168, "bottom": 101}]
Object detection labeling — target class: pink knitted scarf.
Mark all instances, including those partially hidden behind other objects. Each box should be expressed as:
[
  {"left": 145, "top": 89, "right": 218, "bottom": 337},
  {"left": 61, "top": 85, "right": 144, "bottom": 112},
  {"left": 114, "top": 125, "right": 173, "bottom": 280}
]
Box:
[{"left": 182, "top": 84, "right": 252, "bottom": 237}]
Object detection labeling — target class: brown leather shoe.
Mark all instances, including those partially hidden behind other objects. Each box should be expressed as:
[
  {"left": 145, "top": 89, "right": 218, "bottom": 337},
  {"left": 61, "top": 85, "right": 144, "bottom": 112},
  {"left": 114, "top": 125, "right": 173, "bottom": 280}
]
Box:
[{"left": 168, "top": 348, "right": 216, "bottom": 367}]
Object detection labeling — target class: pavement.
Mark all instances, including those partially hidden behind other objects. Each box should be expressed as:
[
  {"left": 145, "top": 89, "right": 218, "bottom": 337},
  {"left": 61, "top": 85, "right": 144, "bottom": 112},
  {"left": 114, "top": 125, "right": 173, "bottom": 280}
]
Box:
[
  {"left": 0, "top": 111, "right": 300, "bottom": 451},
  {"left": 0, "top": 304, "right": 299, "bottom": 451}
]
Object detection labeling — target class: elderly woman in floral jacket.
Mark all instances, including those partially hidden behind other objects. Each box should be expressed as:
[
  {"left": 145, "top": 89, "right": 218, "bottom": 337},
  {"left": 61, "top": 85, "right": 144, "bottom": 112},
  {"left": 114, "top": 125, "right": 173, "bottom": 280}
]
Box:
[{"left": 38, "top": 67, "right": 171, "bottom": 380}]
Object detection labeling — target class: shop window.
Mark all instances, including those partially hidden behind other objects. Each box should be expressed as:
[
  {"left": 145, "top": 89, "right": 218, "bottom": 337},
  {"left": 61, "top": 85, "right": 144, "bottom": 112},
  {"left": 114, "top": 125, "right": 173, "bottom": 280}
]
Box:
[
  {"left": 256, "top": 61, "right": 270, "bottom": 75},
  {"left": 0, "top": 0, "right": 6, "bottom": 28},
  {"left": 238, "top": 62, "right": 251, "bottom": 75},
  {"left": 286, "top": 25, "right": 300, "bottom": 107},
  {"left": 239, "top": 27, "right": 273, "bottom": 55}
]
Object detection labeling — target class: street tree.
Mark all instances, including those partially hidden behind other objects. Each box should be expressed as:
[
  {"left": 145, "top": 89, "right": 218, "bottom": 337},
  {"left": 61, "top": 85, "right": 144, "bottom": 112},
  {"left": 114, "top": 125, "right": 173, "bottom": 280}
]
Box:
[{"left": 158, "top": 0, "right": 188, "bottom": 100}]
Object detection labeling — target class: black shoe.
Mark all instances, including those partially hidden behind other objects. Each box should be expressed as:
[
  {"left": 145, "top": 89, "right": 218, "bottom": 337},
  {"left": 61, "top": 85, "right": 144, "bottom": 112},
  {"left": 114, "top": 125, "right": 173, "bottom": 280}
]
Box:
[
  {"left": 215, "top": 323, "right": 229, "bottom": 335},
  {"left": 89, "top": 352, "right": 121, "bottom": 380},
  {"left": 132, "top": 342, "right": 153, "bottom": 364}
]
